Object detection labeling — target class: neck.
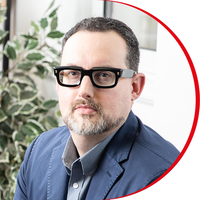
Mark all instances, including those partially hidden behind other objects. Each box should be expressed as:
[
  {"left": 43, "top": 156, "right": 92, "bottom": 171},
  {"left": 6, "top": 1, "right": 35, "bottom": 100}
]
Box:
[{"left": 70, "top": 128, "right": 118, "bottom": 157}]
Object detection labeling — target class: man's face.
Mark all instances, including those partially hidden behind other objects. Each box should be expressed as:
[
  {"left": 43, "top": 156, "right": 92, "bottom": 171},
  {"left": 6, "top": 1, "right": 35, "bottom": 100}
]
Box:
[{"left": 57, "top": 31, "right": 136, "bottom": 136}]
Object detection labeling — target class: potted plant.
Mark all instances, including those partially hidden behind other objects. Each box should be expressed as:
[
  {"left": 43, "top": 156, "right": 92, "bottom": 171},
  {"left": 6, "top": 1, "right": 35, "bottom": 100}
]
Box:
[{"left": 0, "top": 0, "right": 63, "bottom": 199}]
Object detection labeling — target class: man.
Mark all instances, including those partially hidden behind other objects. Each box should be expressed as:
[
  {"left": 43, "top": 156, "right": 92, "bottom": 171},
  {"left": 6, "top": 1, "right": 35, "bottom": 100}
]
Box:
[{"left": 14, "top": 17, "right": 180, "bottom": 200}]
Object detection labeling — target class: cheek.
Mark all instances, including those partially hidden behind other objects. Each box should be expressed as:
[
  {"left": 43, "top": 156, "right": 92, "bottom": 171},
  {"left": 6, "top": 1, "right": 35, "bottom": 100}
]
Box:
[
  {"left": 57, "top": 88, "right": 76, "bottom": 114},
  {"left": 101, "top": 89, "right": 132, "bottom": 117}
]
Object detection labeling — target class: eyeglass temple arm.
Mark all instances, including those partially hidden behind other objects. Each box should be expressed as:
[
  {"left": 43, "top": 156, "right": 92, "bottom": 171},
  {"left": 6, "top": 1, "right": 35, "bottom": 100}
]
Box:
[
  {"left": 53, "top": 67, "right": 58, "bottom": 76},
  {"left": 120, "top": 69, "right": 137, "bottom": 78}
]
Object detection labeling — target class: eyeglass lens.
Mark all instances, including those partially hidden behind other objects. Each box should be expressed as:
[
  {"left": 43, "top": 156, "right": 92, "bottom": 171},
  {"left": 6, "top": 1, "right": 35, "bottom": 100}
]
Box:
[{"left": 92, "top": 71, "right": 115, "bottom": 86}]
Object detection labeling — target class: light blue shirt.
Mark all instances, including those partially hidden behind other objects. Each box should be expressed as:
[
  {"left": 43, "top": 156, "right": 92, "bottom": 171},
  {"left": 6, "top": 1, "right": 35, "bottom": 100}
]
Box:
[{"left": 62, "top": 132, "right": 117, "bottom": 200}]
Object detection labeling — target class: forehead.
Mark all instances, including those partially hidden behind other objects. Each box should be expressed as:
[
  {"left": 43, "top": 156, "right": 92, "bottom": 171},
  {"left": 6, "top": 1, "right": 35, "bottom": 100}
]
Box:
[{"left": 61, "top": 30, "right": 128, "bottom": 69}]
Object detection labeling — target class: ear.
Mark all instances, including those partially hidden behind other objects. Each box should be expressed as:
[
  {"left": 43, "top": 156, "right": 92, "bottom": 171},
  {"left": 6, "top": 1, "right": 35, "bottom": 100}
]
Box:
[{"left": 131, "top": 73, "right": 145, "bottom": 101}]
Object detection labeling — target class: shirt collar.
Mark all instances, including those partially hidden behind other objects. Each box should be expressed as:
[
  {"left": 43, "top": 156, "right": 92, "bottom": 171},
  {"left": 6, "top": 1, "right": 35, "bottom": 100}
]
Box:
[{"left": 62, "top": 131, "right": 117, "bottom": 176}]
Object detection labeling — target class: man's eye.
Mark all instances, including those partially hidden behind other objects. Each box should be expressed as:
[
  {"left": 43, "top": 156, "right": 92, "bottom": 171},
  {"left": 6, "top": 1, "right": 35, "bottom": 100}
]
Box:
[
  {"left": 100, "top": 73, "right": 110, "bottom": 77},
  {"left": 69, "top": 72, "right": 77, "bottom": 76},
  {"left": 67, "top": 70, "right": 80, "bottom": 76},
  {"left": 96, "top": 72, "right": 112, "bottom": 78}
]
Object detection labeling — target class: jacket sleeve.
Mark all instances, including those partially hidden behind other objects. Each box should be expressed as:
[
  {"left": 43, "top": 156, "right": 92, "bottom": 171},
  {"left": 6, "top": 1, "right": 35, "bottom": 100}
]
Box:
[{"left": 13, "top": 136, "right": 39, "bottom": 200}]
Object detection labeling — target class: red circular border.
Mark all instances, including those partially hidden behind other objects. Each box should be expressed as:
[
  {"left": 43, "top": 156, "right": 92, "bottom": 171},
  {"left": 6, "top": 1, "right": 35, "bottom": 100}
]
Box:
[{"left": 102, "top": 0, "right": 200, "bottom": 199}]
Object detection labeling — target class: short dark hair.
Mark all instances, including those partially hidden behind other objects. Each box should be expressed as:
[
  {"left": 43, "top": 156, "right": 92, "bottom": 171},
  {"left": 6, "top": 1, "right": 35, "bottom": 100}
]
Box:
[{"left": 62, "top": 17, "right": 140, "bottom": 72}]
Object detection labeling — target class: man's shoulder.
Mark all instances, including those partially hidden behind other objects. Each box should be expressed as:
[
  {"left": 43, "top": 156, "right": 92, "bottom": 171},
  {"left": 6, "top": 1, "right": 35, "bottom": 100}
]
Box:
[
  {"left": 123, "top": 112, "right": 180, "bottom": 165},
  {"left": 135, "top": 122, "right": 180, "bottom": 165},
  {"left": 38, "top": 125, "right": 70, "bottom": 141},
  {"left": 107, "top": 112, "right": 180, "bottom": 166},
  {"left": 24, "top": 126, "right": 70, "bottom": 162},
  {"left": 122, "top": 120, "right": 180, "bottom": 189},
  {"left": 32, "top": 125, "right": 70, "bottom": 149}
]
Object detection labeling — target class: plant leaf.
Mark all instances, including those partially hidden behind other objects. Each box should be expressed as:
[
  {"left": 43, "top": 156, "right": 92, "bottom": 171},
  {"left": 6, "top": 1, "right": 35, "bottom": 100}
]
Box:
[
  {"left": 0, "top": 122, "right": 14, "bottom": 135},
  {"left": 20, "top": 102, "right": 37, "bottom": 115},
  {"left": 28, "top": 39, "right": 39, "bottom": 50},
  {"left": 4, "top": 43, "right": 17, "bottom": 60},
  {"left": 50, "top": 16, "right": 58, "bottom": 30},
  {"left": 9, "top": 83, "right": 21, "bottom": 98},
  {"left": 20, "top": 90, "right": 37, "bottom": 101},
  {"left": 47, "top": 31, "right": 64, "bottom": 39},
  {"left": 27, "top": 119, "right": 46, "bottom": 133},
  {"left": 12, "top": 131, "right": 24, "bottom": 142},
  {"left": 0, "top": 30, "right": 8, "bottom": 44},
  {"left": 49, "top": 6, "right": 59, "bottom": 18},
  {"left": 49, "top": 47, "right": 59, "bottom": 55},
  {"left": 31, "top": 21, "right": 39, "bottom": 32},
  {"left": 0, "top": 109, "right": 7, "bottom": 123},
  {"left": 6, "top": 103, "right": 22, "bottom": 116},
  {"left": 26, "top": 52, "right": 45, "bottom": 61},
  {"left": 40, "top": 18, "right": 48, "bottom": 29},
  {"left": 36, "top": 65, "right": 48, "bottom": 74},
  {"left": 14, "top": 74, "right": 36, "bottom": 88},
  {"left": 43, "top": 60, "right": 60, "bottom": 67},
  {"left": 0, "top": 136, "right": 8, "bottom": 150},
  {"left": 20, "top": 124, "right": 37, "bottom": 136},
  {"left": 45, "top": 116, "right": 58, "bottom": 128},
  {"left": 0, "top": 77, "right": 9, "bottom": 91},
  {"left": 1, "top": 91, "right": 11, "bottom": 108},
  {"left": 24, "top": 39, "right": 29, "bottom": 49},
  {"left": 21, "top": 34, "right": 37, "bottom": 40},
  {"left": 13, "top": 37, "right": 21, "bottom": 51},
  {"left": 42, "top": 100, "right": 58, "bottom": 110},
  {"left": 55, "top": 110, "right": 61, "bottom": 118},
  {"left": 34, "top": 65, "right": 49, "bottom": 79},
  {"left": 16, "top": 62, "right": 34, "bottom": 71},
  {"left": 44, "top": 0, "right": 55, "bottom": 13},
  {"left": 7, "top": 143, "right": 16, "bottom": 156},
  {"left": 0, "top": 151, "right": 9, "bottom": 163}
]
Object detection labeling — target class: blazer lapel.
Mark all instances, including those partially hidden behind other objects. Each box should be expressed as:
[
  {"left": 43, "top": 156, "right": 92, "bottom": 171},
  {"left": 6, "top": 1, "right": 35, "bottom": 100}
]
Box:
[
  {"left": 47, "top": 135, "right": 69, "bottom": 200},
  {"left": 85, "top": 152, "right": 124, "bottom": 200}
]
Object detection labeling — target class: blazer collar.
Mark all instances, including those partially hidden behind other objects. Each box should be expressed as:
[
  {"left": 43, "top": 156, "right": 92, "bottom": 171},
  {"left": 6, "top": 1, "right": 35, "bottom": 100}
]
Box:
[
  {"left": 85, "top": 111, "right": 139, "bottom": 200},
  {"left": 106, "top": 111, "right": 139, "bottom": 163}
]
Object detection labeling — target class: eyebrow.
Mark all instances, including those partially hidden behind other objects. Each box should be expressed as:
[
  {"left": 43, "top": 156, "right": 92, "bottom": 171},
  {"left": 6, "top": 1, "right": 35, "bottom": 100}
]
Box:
[{"left": 60, "top": 64, "right": 115, "bottom": 70}]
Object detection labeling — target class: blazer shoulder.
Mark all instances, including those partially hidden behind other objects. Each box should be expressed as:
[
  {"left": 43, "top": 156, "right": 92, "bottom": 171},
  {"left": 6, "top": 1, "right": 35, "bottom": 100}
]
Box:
[
  {"left": 34, "top": 125, "right": 69, "bottom": 147},
  {"left": 136, "top": 122, "right": 180, "bottom": 165},
  {"left": 25, "top": 126, "right": 70, "bottom": 167}
]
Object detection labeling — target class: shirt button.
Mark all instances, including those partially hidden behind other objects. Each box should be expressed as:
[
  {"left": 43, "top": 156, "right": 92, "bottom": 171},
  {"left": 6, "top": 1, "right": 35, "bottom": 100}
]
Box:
[{"left": 73, "top": 183, "right": 79, "bottom": 189}]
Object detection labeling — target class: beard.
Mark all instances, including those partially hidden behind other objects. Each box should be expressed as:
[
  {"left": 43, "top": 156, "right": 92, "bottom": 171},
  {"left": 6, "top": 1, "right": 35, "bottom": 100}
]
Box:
[{"left": 63, "top": 98, "right": 124, "bottom": 136}]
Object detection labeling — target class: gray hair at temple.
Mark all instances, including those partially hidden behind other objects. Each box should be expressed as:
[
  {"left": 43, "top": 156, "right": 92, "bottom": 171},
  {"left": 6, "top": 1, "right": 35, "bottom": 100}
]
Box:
[{"left": 62, "top": 17, "right": 140, "bottom": 72}]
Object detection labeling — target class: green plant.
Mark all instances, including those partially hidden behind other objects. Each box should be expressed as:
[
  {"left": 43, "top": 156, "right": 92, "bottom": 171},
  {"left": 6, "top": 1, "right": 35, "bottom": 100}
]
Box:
[{"left": 0, "top": 1, "right": 63, "bottom": 199}]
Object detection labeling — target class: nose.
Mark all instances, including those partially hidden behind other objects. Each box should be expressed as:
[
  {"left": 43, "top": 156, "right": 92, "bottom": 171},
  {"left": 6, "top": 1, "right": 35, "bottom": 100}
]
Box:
[{"left": 78, "top": 76, "right": 95, "bottom": 99}]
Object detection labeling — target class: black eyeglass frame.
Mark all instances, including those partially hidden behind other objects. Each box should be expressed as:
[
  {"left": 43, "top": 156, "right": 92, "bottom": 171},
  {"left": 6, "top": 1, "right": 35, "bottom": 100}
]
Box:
[{"left": 53, "top": 66, "right": 137, "bottom": 89}]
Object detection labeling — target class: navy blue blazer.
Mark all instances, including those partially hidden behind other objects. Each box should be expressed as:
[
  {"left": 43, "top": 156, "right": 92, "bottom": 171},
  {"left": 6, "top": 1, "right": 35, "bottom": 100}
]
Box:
[{"left": 14, "top": 112, "right": 180, "bottom": 200}]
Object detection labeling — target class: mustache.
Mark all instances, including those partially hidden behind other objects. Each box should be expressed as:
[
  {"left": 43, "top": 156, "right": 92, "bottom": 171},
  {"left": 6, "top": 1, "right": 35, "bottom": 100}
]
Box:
[{"left": 71, "top": 98, "right": 103, "bottom": 114}]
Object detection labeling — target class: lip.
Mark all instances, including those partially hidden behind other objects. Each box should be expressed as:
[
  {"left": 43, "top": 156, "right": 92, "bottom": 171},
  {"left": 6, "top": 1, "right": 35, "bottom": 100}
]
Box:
[{"left": 75, "top": 104, "right": 97, "bottom": 115}]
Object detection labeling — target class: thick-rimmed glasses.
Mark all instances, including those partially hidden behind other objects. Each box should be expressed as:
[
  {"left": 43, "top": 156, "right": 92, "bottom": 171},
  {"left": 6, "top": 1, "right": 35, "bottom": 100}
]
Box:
[{"left": 53, "top": 66, "right": 137, "bottom": 89}]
